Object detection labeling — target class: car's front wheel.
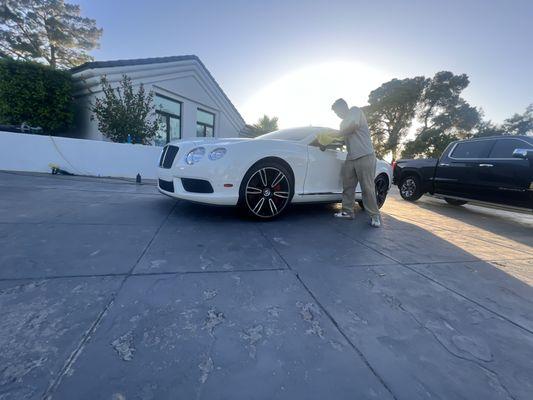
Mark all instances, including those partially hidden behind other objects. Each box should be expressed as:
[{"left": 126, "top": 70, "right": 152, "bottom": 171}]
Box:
[
  {"left": 399, "top": 175, "right": 423, "bottom": 201},
  {"left": 239, "top": 160, "right": 294, "bottom": 219},
  {"left": 357, "top": 174, "right": 389, "bottom": 210}
]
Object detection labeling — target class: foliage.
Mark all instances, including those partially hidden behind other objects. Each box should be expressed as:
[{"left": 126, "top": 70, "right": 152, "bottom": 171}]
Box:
[
  {"left": 250, "top": 114, "right": 279, "bottom": 136},
  {"left": 472, "top": 104, "right": 533, "bottom": 138},
  {"left": 365, "top": 77, "right": 426, "bottom": 159},
  {"left": 91, "top": 75, "right": 159, "bottom": 145},
  {"left": 502, "top": 104, "right": 533, "bottom": 135},
  {"left": 0, "top": 0, "right": 102, "bottom": 69},
  {"left": 0, "top": 58, "right": 73, "bottom": 132},
  {"left": 401, "top": 71, "right": 480, "bottom": 158},
  {"left": 472, "top": 120, "right": 506, "bottom": 138}
]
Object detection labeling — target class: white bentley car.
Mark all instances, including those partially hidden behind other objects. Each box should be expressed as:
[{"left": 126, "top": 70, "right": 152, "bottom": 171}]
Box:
[{"left": 157, "top": 127, "right": 392, "bottom": 219}]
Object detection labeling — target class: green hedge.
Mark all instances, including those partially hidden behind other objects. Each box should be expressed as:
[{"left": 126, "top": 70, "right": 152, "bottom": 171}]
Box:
[{"left": 0, "top": 58, "right": 74, "bottom": 134}]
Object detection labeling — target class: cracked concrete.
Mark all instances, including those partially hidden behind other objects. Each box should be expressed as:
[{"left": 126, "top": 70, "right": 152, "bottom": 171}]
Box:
[{"left": 0, "top": 172, "right": 532, "bottom": 399}]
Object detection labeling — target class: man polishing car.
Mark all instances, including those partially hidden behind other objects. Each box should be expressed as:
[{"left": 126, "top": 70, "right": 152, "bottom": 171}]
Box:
[{"left": 329, "top": 98, "right": 381, "bottom": 227}]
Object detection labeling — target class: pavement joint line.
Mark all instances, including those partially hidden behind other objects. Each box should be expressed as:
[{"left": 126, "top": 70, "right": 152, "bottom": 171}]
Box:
[
  {"left": 0, "top": 221, "right": 173, "bottom": 227},
  {"left": 384, "top": 212, "right": 533, "bottom": 256},
  {"left": 0, "top": 185, "right": 161, "bottom": 197},
  {"left": 42, "top": 199, "right": 177, "bottom": 398},
  {"left": 328, "top": 221, "right": 533, "bottom": 337},
  {"left": 255, "top": 224, "right": 399, "bottom": 400},
  {"left": 335, "top": 257, "right": 533, "bottom": 269},
  {"left": 0, "top": 268, "right": 290, "bottom": 283}
]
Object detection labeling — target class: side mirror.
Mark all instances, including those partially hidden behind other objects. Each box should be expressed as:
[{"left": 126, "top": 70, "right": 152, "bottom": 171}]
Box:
[
  {"left": 320, "top": 143, "right": 344, "bottom": 152},
  {"left": 512, "top": 148, "right": 533, "bottom": 160}
]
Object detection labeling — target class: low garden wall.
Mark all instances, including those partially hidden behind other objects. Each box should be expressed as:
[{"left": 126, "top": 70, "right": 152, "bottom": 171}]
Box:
[{"left": 0, "top": 131, "right": 162, "bottom": 179}]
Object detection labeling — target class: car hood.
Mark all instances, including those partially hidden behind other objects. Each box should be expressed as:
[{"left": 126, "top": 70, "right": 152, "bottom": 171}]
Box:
[{"left": 169, "top": 138, "right": 251, "bottom": 147}]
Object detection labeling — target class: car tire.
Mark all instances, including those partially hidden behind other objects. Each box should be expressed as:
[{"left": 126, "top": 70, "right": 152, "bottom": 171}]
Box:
[
  {"left": 444, "top": 198, "right": 468, "bottom": 206},
  {"left": 239, "top": 160, "right": 294, "bottom": 219},
  {"left": 399, "top": 175, "right": 423, "bottom": 202},
  {"left": 357, "top": 174, "right": 389, "bottom": 210}
]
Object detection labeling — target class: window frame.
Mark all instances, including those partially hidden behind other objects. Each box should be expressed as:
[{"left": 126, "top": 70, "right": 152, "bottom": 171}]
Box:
[
  {"left": 155, "top": 93, "right": 182, "bottom": 145},
  {"left": 488, "top": 138, "right": 533, "bottom": 159},
  {"left": 449, "top": 139, "right": 495, "bottom": 160},
  {"left": 449, "top": 137, "right": 532, "bottom": 161},
  {"left": 196, "top": 108, "right": 216, "bottom": 138}
]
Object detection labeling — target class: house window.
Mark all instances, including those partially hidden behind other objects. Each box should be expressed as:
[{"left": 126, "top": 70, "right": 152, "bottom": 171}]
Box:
[
  {"left": 154, "top": 94, "right": 181, "bottom": 146},
  {"left": 196, "top": 109, "right": 215, "bottom": 137}
]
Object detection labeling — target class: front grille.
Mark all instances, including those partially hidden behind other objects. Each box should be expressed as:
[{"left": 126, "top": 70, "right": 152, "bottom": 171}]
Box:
[
  {"left": 159, "top": 145, "right": 179, "bottom": 169},
  {"left": 158, "top": 179, "right": 174, "bottom": 192},
  {"left": 181, "top": 178, "right": 214, "bottom": 193}
]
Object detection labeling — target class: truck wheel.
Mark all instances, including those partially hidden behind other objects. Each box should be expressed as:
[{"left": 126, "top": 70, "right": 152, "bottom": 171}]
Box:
[
  {"left": 444, "top": 198, "right": 468, "bottom": 206},
  {"left": 399, "top": 175, "right": 423, "bottom": 202}
]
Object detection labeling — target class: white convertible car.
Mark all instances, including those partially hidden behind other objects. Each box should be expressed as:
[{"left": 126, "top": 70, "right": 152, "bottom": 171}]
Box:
[{"left": 157, "top": 127, "right": 392, "bottom": 219}]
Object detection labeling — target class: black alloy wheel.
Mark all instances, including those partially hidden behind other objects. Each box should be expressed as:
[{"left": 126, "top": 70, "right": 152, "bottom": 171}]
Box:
[
  {"left": 357, "top": 174, "right": 389, "bottom": 209},
  {"left": 399, "top": 175, "right": 423, "bottom": 201},
  {"left": 241, "top": 163, "right": 293, "bottom": 219}
]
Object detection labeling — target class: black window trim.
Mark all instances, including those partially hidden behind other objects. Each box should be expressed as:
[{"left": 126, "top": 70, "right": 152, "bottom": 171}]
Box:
[
  {"left": 449, "top": 137, "right": 532, "bottom": 161},
  {"left": 155, "top": 93, "right": 182, "bottom": 144},
  {"left": 196, "top": 108, "right": 216, "bottom": 138}
]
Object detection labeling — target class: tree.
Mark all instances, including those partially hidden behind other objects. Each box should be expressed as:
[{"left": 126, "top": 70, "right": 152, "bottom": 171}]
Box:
[
  {"left": 502, "top": 104, "right": 533, "bottom": 135},
  {"left": 250, "top": 114, "right": 279, "bottom": 136},
  {"left": 91, "top": 75, "right": 159, "bottom": 145},
  {"left": 473, "top": 120, "right": 506, "bottom": 138},
  {"left": 365, "top": 77, "right": 426, "bottom": 159},
  {"left": 402, "top": 71, "right": 480, "bottom": 158},
  {"left": 0, "top": 0, "right": 102, "bottom": 69}
]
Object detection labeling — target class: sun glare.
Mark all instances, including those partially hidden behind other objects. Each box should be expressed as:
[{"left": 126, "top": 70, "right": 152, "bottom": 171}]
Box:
[{"left": 241, "top": 61, "right": 392, "bottom": 129}]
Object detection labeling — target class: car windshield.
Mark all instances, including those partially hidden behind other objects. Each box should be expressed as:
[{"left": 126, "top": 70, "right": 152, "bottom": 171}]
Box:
[{"left": 256, "top": 127, "right": 337, "bottom": 142}]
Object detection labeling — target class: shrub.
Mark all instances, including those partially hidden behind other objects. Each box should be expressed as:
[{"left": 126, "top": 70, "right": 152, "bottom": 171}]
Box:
[
  {"left": 91, "top": 75, "right": 159, "bottom": 144},
  {"left": 0, "top": 58, "right": 74, "bottom": 133}
]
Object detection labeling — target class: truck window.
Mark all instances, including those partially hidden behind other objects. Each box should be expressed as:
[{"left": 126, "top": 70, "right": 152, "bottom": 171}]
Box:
[
  {"left": 488, "top": 138, "right": 531, "bottom": 158},
  {"left": 450, "top": 140, "right": 494, "bottom": 159}
]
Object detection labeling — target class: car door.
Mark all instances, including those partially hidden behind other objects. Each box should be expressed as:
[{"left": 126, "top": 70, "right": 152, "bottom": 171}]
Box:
[
  {"left": 304, "top": 141, "right": 346, "bottom": 196},
  {"left": 434, "top": 139, "right": 495, "bottom": 199},
  {"left": 477, "top": 138, "right": 533, "bottom": 209}
]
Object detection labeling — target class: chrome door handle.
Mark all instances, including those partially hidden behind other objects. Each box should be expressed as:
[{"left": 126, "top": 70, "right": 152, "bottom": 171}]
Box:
[{"left": 479, "top": 163, "right": 493, "bottom": 167}]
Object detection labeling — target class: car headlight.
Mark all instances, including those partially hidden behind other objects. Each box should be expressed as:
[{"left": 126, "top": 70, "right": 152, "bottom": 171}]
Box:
[
  {"left": 208, "top": 148, "right": 227, "bottom": 161},
  {"left": 185, "top": 147, "right": 205, "bottom": 165}
]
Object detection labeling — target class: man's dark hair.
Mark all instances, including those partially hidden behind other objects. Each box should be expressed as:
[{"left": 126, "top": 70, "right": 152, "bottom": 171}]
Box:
[{"left": 332, "top": 98, "right": 348, "bottom": 109}]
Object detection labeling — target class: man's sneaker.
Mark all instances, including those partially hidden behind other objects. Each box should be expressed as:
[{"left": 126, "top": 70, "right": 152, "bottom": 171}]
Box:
[
  {"left": 370, "top": 215, "right": 382, "bottom": 228},
  {"left": 334, "top": 211, "right": 353, "bottom": 220}
]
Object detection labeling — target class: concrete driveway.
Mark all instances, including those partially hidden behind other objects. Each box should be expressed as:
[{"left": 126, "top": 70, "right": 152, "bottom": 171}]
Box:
[{"left": 1, "top": 171, "right": 532, "bottom": 400}]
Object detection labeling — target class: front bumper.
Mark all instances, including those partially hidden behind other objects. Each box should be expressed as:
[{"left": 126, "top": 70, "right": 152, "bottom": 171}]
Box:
[{"left": 158, "top": 161, "right": 241, "bottom": 206}]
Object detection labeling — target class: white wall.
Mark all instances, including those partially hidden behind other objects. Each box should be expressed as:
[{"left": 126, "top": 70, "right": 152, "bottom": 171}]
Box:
[{"left": 0, "top": 131, "right": 162, "bottom": 179}]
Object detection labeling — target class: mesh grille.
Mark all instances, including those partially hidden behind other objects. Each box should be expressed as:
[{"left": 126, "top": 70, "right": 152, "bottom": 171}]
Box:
[
  {"left": 159, "top": 145, "right": 179, "bottom": 169},
  {"left": 158, "top": 179, "right": 174, "bottom": 192}
]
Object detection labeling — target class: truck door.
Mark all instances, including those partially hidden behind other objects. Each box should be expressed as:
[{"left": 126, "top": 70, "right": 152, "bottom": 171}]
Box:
[
  {"left": 479, "top": 138, "right": 533, "bottom": 209},
  {"left": 434, "top": 139, "right": 495, "bottom": 199}
]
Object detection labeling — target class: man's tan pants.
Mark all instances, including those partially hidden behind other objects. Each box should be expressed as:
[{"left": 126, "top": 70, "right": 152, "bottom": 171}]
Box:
[{"left": 341, "top": 153, "right": 380, "bottom": 218}]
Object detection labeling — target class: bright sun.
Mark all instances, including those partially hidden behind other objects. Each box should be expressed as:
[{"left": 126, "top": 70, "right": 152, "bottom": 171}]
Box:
[{"left": 241, "top": 61, "right": 392, "bottom": 129}]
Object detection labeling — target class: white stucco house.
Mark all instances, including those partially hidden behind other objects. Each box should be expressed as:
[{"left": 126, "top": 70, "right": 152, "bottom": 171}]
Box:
[{"left": 70, "top": 55, "right": 250, "bottom": 145}]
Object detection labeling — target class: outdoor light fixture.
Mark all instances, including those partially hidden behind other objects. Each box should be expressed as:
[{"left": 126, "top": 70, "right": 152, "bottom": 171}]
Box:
[
  {"left": 208, "top": 148, "right": 227, "bottom": 161},
  {"left": 185, "top": 147, "right": 205, "bottom": 165}
]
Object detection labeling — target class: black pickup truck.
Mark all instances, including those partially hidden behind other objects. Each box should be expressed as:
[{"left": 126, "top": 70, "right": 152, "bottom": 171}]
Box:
[{"left": 393, "top": 135, "right": 533, "bottom": 212}]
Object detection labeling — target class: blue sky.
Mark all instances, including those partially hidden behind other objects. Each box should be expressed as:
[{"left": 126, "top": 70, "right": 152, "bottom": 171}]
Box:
[{"left": 77, "top": 0, "right": 532, "bottom": 127}]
